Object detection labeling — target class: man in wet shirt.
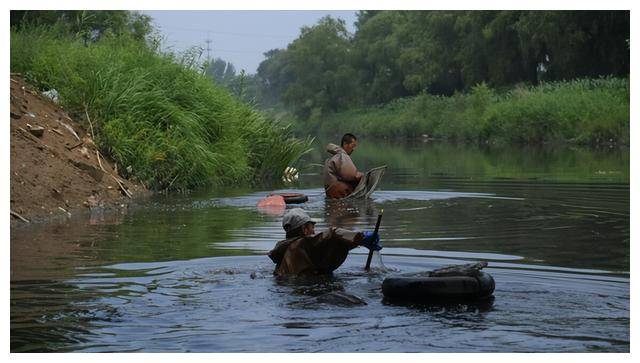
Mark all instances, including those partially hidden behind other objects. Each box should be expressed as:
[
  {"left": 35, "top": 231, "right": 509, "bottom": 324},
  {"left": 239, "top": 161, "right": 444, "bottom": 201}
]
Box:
[
  {"left": 268, "top": 208, "right": 381, "bottom": 276},
  {"left": 323, "top": 133, "right": 365, "bottom": 199}
]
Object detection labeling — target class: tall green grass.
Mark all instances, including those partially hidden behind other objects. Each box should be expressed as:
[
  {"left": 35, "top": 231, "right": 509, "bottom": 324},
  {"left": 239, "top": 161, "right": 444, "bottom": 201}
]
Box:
[
  {"left": 11, "top": 26, "right": 311, "bottom": 190},
  {"left": 299, "top": 78, "right": 629, "bottom": 145}
]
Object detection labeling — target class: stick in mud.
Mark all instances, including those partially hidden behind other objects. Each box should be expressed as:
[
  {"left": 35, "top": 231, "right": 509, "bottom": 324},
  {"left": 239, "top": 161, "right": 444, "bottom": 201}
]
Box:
[
  {"left": 110, "top": 174, "right": 133, "bottom": 199},
  {"left": 10, "top": 210, "right": 30, "bottom": 223},
  {"left": 95, "top": 149, "right": 132, "bottom": 199},
  {"left": 84, "top": 105, "right": 96, "bottom": 140},
  {"left": 65, "top": 141, "right": 84, "bottom": 151}
]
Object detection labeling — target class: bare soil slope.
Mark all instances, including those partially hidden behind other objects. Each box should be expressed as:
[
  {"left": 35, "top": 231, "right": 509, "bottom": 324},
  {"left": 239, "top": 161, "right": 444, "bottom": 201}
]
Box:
[{"left": 10, "top": 76, "right": 144, "bottom": 224}]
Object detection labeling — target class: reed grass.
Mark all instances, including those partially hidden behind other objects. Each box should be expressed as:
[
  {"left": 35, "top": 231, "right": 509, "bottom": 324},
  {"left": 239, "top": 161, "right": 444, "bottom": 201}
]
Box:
[
  {"left": 11, "top": 26, "right": 311, "bottom": 190},
  {"left": 301, "top": 78, "right": 629, "bottom": 145}
]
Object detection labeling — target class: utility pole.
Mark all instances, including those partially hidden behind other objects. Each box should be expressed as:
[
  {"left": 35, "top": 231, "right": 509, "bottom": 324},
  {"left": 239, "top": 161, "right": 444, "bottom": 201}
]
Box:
[{"left": 205, "top": 37, "right": 212, "bottom": 62}]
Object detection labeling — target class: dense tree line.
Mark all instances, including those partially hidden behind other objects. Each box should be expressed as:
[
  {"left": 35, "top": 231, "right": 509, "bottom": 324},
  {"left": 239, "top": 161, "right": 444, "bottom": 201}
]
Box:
[{"left": 254, "top": 10, "right": 629, "bottom": 118}]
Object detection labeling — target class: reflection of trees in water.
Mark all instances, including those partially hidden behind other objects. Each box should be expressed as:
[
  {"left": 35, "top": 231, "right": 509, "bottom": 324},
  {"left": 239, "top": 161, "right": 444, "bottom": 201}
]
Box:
[
  {"left": 11, "top": 204, "right": 262, "bottom": 280},
  {"left": 302, "top": 139, "right": 629, "bottom": 187},
  {"left": 11, "top": 211, "right": 127, "bottom": 352},
  {"left": 323, "top": 198, "right": 380, "bottom": 230},
  {"left": 11, "top": 279, "right": 115, "bottom": 352},
  {"left": 10, "top": 203, "right": 266, "bottom": 352}
]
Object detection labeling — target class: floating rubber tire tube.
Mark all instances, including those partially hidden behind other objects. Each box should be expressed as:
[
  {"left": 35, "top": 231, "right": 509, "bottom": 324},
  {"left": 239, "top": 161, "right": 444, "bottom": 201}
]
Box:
[
  {"left": 382, "top": 272, "right": 495, "bottom": 301},
  {"left": 271, "top": 193, "right": 308, "bottom": 204}
]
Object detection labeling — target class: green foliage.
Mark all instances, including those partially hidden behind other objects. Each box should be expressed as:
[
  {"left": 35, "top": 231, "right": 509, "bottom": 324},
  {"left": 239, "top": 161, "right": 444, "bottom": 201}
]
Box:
[
  {"left": 300, "top": 78, "right": 629, "bottom": 145},
  {"left": 253, "top": 16, "right": 359, "bottom": 117},
  {"left": 11, "top": 26, "right": 311, "bottom": 191},
  {"left": 255, "top": 10, "right": 629, "bottom": 120},
  {"left": 10, "top": 10, "right": 152, "bottom": 43},
  {"left": 255, "top": 49, "right": 293, "bottom": 107},
  {"left": 280, "top": 16, "right": 356, "bottom": 118},
  {"left": 205, "top": 57, "right": 237, "bottom": 85}
]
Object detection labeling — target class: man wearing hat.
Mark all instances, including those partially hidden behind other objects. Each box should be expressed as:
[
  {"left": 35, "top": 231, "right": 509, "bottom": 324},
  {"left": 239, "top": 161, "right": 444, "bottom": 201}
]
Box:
[{"left": 268, "top": 208, "right": 381, "bottom": 276}]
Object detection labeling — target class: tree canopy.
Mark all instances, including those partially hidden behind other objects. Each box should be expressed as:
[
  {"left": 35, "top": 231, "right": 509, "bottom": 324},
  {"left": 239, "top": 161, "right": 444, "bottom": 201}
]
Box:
[{"left": 254, "top": 10, "right": 629, "bottom": 118}]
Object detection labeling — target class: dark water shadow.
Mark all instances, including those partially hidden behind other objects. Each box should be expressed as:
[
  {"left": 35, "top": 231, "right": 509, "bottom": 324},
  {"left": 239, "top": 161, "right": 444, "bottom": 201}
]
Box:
[
  {"left": 382, "top": 295, "right": 495, "bottom": 313},
  {"left": 274, "top": 274, "right": 347, "bottom": 297}
]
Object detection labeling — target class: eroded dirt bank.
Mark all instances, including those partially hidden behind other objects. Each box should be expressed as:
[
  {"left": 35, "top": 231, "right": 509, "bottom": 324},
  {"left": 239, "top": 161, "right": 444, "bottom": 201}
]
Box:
[{"left": 10, "top": 76, "right": 145, "bottom": 225}]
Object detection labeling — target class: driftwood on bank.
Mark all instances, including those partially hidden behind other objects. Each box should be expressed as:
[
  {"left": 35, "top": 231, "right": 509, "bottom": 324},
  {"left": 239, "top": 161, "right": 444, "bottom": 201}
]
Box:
[
  {"left": 10, "top": 210, "right": 30, "bottom": 223},
  {"left": 83, "top": 106, "right": 132, "bottom": 199},
  {"left": 111, "top": 174, "right": 133, "bottom": 199},
  {"left": 65, "top": 141, "right": 84, "bottom": 151},
  {"left": 94, "top": 150, "right": 132, "bottom": 199}
]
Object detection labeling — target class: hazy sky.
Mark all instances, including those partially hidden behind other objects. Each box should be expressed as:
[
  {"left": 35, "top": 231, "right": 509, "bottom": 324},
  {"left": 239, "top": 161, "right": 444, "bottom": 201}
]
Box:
[{"left": 143, "top": 10, "right": 358, "bottom": 74}]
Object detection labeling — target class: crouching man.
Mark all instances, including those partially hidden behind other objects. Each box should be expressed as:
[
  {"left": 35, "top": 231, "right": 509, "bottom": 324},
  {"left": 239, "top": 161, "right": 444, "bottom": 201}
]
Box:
[{"left": 268, "top": 208, "right": 381, "bottom": 276}]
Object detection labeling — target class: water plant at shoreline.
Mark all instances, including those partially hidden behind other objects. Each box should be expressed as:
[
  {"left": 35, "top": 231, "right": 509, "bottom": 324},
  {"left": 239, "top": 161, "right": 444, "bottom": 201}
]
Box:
[
  {"left": 298, "top": 78, "right": 629, "bottom": 146},
  {"left": 11, "top": 27, "right": 311, "bottom": 190}
]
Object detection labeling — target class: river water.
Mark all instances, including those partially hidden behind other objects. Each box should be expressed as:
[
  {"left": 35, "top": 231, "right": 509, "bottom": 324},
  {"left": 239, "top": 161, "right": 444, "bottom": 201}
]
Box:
[{"left": 10, "top": 141, "right": 629, "bottom": 352}]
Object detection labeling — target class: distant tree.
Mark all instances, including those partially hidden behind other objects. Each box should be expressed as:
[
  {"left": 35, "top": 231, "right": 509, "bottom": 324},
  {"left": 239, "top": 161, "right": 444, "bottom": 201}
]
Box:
[
  {"left": 352, "top": 11, "right": 409, "bottom": 103},
  {"left": 514, "top": 11, "right": 630, "bottom": 82},
  {"left": 281, "top": 16, "right": 356, "bottom": 118},
  {"left": 255, "top": 49, "right": 293, "bottom": 107},
  {"left": 253, "top": 10, "right": 630, "bottom": 118},
  {"left": 205, "top": 57, "right": 237, "bottom": 85}
]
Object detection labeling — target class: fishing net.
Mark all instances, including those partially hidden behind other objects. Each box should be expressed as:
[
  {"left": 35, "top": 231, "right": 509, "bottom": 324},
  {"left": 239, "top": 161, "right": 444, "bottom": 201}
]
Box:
[{"left": 344, "top": 165, "right": 387, "bottom": 200}]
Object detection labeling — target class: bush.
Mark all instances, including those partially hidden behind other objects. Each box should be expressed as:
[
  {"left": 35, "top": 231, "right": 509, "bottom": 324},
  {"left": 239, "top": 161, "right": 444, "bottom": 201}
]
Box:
[
  {"left": 11, "top": 26, "right": 311, "bottom": 190},
  {"left": 299, "top": 77, "right": 629, "bottom": 146}
]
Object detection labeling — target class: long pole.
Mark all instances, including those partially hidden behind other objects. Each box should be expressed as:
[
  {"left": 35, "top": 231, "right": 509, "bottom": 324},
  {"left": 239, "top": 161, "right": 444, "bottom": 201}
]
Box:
[{"left": 365, "top": 209, "right": 383, "bottom": 271}]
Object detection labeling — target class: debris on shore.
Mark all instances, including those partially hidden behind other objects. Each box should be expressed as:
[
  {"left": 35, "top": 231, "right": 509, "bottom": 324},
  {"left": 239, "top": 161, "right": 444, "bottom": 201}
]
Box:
[{"left": 10, "top": 76, "right": 145, "bottom": 224}]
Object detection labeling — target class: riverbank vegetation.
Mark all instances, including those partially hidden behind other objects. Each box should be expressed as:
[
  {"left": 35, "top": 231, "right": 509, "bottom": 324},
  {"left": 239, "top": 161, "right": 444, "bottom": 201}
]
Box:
[
  {"left": 251, "top": 11, "right": 629, "bottom": 145},
  {"left": 303, "top": 78, "right": 629, "bottom": 145},
  {"left": 10, "top": 11, "right": 310, "bottom": 191}
]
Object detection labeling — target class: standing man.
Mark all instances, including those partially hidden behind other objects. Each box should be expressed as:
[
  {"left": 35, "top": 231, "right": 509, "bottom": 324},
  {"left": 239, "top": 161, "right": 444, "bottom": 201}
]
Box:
[{"left": 323, "top": 133, "right": 365, "bottom": 199}]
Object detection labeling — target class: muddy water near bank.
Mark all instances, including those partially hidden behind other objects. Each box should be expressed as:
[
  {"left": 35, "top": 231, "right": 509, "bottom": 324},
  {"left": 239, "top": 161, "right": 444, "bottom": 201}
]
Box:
[{"left": 10, "top": 142, "right": 629, "bottom": 352}]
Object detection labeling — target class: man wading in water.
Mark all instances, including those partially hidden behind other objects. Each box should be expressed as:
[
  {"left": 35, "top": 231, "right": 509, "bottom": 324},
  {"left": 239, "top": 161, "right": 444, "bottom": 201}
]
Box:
[
  {"left": 268, "top": 208, "right": 381, "bottom": 276},
  {"left": 323, "top": 133, "right": 364, "bottom": 199}
]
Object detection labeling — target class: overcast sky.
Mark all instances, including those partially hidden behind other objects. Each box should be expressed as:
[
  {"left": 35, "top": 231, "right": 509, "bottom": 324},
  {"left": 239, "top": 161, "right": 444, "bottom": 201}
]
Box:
[{"left": 142, "top": 10, "right": 358, "bottom": 74}]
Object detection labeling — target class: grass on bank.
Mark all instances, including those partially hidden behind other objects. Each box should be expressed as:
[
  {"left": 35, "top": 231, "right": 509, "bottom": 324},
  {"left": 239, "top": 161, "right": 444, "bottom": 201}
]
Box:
[
  {"left": 299, "top": 78, "right": 629, "bottom": 145},
  {"left": 11, "top": 26, "right": 311, "bottom": 191}
]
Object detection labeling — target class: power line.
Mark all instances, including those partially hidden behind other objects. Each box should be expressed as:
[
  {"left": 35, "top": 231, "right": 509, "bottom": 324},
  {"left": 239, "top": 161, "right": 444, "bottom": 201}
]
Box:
[
  {"left": 161, "top": 41, "right": 276, "bottom": 55},
  {"left": 159, "top": 25, "right": 292, "bottom": 39}
]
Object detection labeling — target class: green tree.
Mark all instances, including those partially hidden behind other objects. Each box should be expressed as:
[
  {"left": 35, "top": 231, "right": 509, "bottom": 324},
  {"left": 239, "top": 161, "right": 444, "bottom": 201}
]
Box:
[
  {"left": 255, "top": 48, "right": 294, "bottom": 107},
  {"left": 282, "top": 16, "right": 356, "bottom": 118},
  {"left": 514, "top": 11, "right": 630, "bottom": 83},
  {"left": 205, "top": 57, "right": 237, "bottom": 85},
  {"left": 253, "top": 10, "right": 629, "bottom": 118},
  {"left": 352, "top": 11, "right": 408, "bottom": 104}
]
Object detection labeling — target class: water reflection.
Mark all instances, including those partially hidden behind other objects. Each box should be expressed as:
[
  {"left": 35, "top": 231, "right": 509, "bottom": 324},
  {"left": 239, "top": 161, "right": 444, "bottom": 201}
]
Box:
[
  {"left": 11, "top": 141, "right": 629, "bottom": 352},
  {"left": 382, "top": 296, "right": 496, "bottom": 314},
  {"left": 323, "top": 198, "right": 380, "bottom": 230}
]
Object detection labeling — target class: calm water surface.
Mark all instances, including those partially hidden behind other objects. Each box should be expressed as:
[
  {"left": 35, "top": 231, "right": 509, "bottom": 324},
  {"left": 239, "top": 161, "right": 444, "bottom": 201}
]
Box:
[{"left": 10, "top": 141, "right": 629, "bottom": 352}]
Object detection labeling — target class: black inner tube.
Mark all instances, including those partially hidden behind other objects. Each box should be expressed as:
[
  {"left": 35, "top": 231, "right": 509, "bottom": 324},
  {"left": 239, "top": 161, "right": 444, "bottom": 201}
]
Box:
[
  {"left": 382, "top": 272, "right": 495, "bottom": 301},
  {"left": 282, "top": 195, "right": 308, "bottom": 204}
]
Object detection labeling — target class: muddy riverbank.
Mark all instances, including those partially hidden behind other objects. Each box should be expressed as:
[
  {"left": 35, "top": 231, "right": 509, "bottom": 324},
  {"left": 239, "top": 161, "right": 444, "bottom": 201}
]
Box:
[{"left": 9, "top": 76, "right": 146, "bottom": 225}]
